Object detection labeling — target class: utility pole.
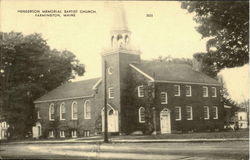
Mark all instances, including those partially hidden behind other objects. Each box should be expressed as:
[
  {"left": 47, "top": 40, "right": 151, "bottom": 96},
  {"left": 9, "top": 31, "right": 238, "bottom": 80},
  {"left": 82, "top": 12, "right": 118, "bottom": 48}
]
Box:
[{"left": 103, "top": 60, "right": 109, "bottom": 143}]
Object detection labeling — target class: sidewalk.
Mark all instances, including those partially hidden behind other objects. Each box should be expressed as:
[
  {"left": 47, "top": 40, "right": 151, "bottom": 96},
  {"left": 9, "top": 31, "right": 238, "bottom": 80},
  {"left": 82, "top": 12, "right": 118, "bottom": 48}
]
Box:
[{"left": 2, "top": 136, "right": 249, "bottom": 145}]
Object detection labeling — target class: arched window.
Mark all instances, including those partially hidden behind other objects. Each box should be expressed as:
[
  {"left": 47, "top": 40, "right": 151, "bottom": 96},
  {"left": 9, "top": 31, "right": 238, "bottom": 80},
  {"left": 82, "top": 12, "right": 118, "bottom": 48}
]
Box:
[
  {"left": 138, "top": 107, "right": 145, "bottom": 123},
  {"left": 49, "top": 103, "right": 55, "bottom": 121},
  {"left": 108, "top": 109, "right": 114, "bottom": 115},
  {"left": 84, "top": 100, "right": 91, "bottom": 119},
  {"left": 111, "top": 36, "right": 114, "bottom": 47},
  {"left": 71, "top": 101, "right": 78, "bottom": 120},
  {"left": 60, "top": 102, "right": 66, "bottom": 120},
  {"left": 125, "top": 35, "right": 129, "bottom": 43},
  {"left": 117, "top": 34, "right": 123, "bottom": 47},
  {"left": 117, "top": 34, "right": 122, "bottom": 40}
]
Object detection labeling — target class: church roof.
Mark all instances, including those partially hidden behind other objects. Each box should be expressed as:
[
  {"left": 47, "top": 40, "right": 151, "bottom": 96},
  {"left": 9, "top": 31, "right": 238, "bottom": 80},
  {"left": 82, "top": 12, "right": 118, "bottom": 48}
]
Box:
[
  {"left": 131, "top": 61, "right": 221, "bottom": 85},
  {"left": 34, "top": 78, "right": 101, "bottom": 103}
]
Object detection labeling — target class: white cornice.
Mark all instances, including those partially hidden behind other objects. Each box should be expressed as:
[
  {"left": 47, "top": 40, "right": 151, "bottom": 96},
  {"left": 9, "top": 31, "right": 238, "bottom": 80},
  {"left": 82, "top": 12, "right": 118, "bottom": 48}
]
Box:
[
  {"left": 92, "top": 79, "right": 102, "bottom": 90},
  {"left": 151, "top": 80, "right": 221, "bottom": 86},
  {"left": 101, "top": 48, "right": 141, "bottom": 56},
  {"left": 129, "top": 64, "right": 155, "bottom": 81},
  {"left": 34, "top": 95, "right": 94, "bottom": 104}
]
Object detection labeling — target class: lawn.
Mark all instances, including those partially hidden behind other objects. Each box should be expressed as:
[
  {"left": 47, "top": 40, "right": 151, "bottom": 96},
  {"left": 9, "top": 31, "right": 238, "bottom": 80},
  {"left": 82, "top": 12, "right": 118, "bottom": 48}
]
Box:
[{"left": 111, "top": 129, "right": 249, "bottom": 140}]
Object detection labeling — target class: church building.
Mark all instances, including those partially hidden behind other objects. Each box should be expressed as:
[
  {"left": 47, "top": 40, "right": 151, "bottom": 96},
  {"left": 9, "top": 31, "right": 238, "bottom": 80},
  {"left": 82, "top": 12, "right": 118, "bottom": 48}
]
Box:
[{"left": 33, "top": 4, "right": 224, "bottom": 138}]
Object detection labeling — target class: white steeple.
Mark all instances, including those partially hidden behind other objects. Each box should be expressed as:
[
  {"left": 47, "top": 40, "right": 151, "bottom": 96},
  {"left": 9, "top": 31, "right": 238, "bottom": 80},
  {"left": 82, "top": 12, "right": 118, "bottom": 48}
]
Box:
[{"left": 109, "top": 1, "right": 131, "bottom": 49}]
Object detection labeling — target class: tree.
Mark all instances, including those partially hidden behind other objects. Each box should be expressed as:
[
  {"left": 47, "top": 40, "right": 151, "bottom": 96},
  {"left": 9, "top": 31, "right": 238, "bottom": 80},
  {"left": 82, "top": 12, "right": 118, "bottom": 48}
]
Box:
[
  {"left": 181, "top": 1, "right": 249, "bottom": 77},
  {"left": 152, "top": 55, "right": 193, "bottom": 66},
  {"left": 0, "top": 32, "right": 85, "bottom": 139}
]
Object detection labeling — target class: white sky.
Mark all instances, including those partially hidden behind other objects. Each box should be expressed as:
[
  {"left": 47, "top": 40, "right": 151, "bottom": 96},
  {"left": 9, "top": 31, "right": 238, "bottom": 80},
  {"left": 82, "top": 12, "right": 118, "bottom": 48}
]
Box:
[{"left": 1, "top": 0, "right": 249, "bottom": 103}]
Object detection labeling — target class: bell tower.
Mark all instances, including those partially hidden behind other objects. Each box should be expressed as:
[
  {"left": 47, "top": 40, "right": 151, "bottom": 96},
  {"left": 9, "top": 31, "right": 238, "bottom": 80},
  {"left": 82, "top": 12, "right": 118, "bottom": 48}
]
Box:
[
  {"left": 109, "top": 2, "right": 131, "bottom": 49},
  {"left": 101, "top": 1, "right": 140, "bottom": 134}
]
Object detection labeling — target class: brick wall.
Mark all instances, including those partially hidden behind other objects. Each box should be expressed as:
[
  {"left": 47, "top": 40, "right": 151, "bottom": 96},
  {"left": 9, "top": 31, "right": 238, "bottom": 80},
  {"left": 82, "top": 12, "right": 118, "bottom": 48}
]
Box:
[
  {"left": 154, "top": 83, "right": 224, "bottom": 132},
  {"left": 35, "top": 84, "right": 104, "bottom": 138},
  {"left": 121, "top": 66, "right": 224, "bottom": 134}
]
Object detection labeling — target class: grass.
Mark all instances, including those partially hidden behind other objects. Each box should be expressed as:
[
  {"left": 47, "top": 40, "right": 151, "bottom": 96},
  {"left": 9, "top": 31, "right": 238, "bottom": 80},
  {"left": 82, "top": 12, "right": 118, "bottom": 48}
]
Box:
[
  {"left": 111, "top": 129, "right": 249, "bottom": 140},
  {"left": 1, "top": 130, "right": 248, "bottom": 143}
]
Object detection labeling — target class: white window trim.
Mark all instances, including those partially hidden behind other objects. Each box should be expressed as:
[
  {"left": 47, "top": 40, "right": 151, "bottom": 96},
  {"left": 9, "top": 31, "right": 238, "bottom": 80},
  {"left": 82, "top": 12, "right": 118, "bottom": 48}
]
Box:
[
  {"left": 138, "top": 85, "right": 144, "bottom": 97},
  {"left": 186, "top": 85, "right": 192, "bottom": 97},
  {"left": 175, "top": 106, "right": 181, "bottom": 121},
  {"left": 37, "top": 110, "right": 41, "bottom": 119},
  {"left": 186, "top": 106, "right": 193, "bottom": 120},
  {"left": 84, "top": 100, "right": 91, "bottom": 119},
  {"left": 174, "top": 85, "right": 181, "bottom": 96},
  {"left": 72, "top": 130, "right": 77, "bottom": 138},
  {"left": 71, "top": 101, "right": 78, "bottom": 120},
  {"left": 213, "top": 106, "right": 218, "bottom": 119},
  {"left": 212, "top": 87, "right": 217, "bottom": 97},
  {"left": 60, "top": 130, "right": 65, "bottom": 138},
  {"left": 49, "top": 103, "right": 55, "bottom": 121},
  {"left": 204, "top": 106, "right": 210, "bottom": 120},
  {"left": 49, "top": 130, "right": 54, "bottom": 138},
  {"left": 161, "top": 92, "right": 168, "bottom": 104},
  {"left": 108, "top": 87, "right": 114, "bottom": 99},
  {"left": 138, "top": 107, "right": 145, "bottom": 123},
  {"left": 202, "top": 86, "right": 208, "bottom": 97},
  {"left": 2, "top": 122, "right": 6, "bottom": 128},
  {"left": 60, "top": 102, "right": 66, "bottom": 120}
]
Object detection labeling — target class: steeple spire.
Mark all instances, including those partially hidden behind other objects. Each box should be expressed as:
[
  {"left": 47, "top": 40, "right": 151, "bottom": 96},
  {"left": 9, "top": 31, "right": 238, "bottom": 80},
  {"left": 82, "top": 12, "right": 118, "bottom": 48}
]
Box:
[
  {"left": 111, "top": 1, "right": 129, "bottom": 31},
  {"left": 110, "top": 1, "right": 131, "bottom": 49}
]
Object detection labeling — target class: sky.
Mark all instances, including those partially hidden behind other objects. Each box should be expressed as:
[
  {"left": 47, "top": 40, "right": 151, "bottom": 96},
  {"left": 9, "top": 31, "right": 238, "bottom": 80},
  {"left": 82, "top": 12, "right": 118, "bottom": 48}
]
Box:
[{"left": 1, "top": 0, "right": 249, "bottom": 103}]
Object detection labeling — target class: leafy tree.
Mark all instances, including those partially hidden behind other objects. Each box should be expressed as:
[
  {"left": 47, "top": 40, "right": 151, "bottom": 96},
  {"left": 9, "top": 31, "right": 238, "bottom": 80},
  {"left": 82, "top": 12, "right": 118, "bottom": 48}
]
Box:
[
  {"left": 181, "top": 1, "right": 249, "bottom": 77},
  {"left": 152, "top": 55, "right": 193, "bottom": 66},
  {"left": 0, "top": 32, "right": 85, "bottom": 139}
]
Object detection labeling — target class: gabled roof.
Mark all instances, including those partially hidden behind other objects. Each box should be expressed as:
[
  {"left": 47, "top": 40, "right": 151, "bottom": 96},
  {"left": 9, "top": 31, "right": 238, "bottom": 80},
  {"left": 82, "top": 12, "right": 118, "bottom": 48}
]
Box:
[
  {"left": 34, "top": 78, "right": 101, "bottom": 103},
  {"left": 130, "top": 61, "right": 221, "bottom": 86}
]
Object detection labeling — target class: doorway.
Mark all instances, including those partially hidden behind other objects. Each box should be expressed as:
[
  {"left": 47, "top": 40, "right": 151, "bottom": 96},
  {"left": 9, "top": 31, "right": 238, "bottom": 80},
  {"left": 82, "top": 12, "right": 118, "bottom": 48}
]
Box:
[
  {"left": 160, "top": 108, "right": 171, "bottom": 134},
  {"left": 102, "top": 104, "right": 119, "bottom": 132}
]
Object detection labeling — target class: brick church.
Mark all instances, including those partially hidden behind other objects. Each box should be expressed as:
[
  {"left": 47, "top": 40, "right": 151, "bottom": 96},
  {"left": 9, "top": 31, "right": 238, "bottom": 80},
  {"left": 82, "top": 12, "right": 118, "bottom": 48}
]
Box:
[{"left": 33, "top": 4, "right": 224, "bottom": 138}]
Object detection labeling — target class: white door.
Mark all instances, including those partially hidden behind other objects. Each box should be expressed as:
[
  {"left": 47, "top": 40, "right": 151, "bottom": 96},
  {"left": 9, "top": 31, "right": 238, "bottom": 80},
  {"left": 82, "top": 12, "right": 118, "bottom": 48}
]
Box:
[
  {"left": 160, "top": 109, "right": 171, "bottom": 134},
  {"left": 107, "top": 109, "right": 116, "bottom": 132},
  {"left": 102, "top": 107, "right": 119, "bottom": 132}
]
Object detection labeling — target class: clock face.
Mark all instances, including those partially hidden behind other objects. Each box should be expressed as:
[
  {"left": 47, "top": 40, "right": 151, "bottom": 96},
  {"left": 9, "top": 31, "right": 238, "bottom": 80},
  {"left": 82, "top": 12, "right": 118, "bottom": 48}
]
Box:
[{"left": 107, "top": 67, "right": 113, "bottom": 75}]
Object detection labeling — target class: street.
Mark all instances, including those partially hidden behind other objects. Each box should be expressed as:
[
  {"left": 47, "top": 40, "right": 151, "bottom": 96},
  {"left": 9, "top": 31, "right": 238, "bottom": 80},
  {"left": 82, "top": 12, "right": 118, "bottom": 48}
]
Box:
[{"left": 0, "top": 141, "right": 248, "bottom": 160}]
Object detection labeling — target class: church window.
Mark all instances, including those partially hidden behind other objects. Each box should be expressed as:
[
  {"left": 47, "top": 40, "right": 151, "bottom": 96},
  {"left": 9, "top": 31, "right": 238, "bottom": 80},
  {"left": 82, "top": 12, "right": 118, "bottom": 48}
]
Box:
[
  {"left": 211, "top": 87, "right": 217, "bottom": 97},
  {"left": 125, "top": 35, "right": 129, "bottom": 43},
  {"left": 84, "top": 100, "right": 91, "bottom": 119},
  {"left": 175, "top": 106, "right": 181, "bottom": 121},
  {"left": 84, "top": 130, "right": 90, "bottom": 137},
  {"left": 111, "top": 36, "right": 114, "bottom": 46},
  {"left": 72, "top": 130, "right": 77, "bottom": 138},
  {"left": 117, "top": 34, "right": 122, "bottom": 40},
  {"left": 161, "top": 92, "right": 168, "bottom": 104},
  {"left": 37, "top": 110, "right": 41, "bottom": 119},
  {"left": 60, "top": 130, "right": 65, "bottom": 138},
  {"left": 212, "top": 106, "right": 218, "bottom": 119},
  {"left": 139, "top": 107, "right": 145, "bottom": 123},
  {"left": 60, "top": 102, "right": 66, "bottom": 120},
  {"left": 108, "top": 87, "right": 114, "bottom": 99},
  {"left": 109, "top": 109, "right": 114, "bottom": 115},
  {"left": 186, "top": 106, "right": 193, "bottom": 120},
  {"left": 49, "top": 103, "right": 55, "bottom": 121},
  {"left": 49, "top": 130, "right": 54, "bottom": 138},
  {"left": 202, "top": 86, "right": 208, "bottom": 97},
  {"left": 204, "top": 106, "right": 209, "bottom": 120},
  {"left": 174, "top": 85, "right": 180, "bottom": 96},
  {"left": 71, "top": 101, "right": 78, "bottom": 120},
  {"left": 185, "top": 85, "right": 192, "bottom": 97},
  {"left": 138, "top": 85, "right": 144, "bottom": 97}
]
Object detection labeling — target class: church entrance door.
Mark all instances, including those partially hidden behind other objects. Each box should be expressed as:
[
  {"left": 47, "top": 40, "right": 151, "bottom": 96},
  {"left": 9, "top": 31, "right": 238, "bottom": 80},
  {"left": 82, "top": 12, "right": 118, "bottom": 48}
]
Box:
[
  {"left": 160, "top": 109, "right": 171, "bottom": 134},
  {"left": 102, "top": 105, "right": 119, "bottom": 132}
]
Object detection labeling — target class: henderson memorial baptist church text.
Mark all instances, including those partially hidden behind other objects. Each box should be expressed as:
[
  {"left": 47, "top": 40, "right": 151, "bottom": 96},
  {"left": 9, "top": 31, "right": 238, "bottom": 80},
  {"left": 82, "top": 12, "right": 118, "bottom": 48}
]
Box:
[{"left": 32, "top": 4, "right": 223, "bottom": 138}]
